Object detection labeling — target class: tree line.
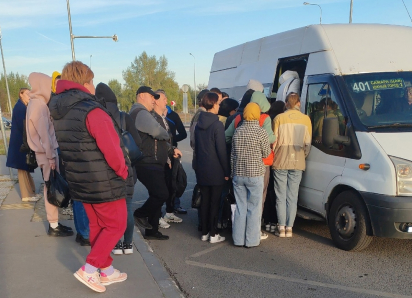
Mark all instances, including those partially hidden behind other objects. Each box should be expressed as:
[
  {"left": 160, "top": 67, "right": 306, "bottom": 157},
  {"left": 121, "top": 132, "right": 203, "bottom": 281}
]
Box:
[
  {"left": 109, "top": 51, "right": 206, "bottom": 112},
  {"left": 0, "top": 51, "right": 205, "bottom": 117},
  {"left": 0, "top": 72, "right": 29, "bottom": 116}
]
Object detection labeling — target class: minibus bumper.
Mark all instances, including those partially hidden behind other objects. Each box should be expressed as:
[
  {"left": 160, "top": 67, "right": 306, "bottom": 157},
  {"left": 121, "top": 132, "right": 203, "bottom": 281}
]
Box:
[{"left": 361, "top": 192, "right": 412, "bottom": 238}]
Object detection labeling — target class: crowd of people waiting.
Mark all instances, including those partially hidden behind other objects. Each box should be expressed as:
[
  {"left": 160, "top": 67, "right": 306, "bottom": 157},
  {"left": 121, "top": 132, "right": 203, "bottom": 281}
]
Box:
[{"left": 5, "top": 61, "right": 311, "bottom": 293}]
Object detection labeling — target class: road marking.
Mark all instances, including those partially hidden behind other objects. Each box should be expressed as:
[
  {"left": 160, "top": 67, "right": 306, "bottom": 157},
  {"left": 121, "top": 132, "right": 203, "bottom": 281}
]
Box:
[
  {"left": 185, "top": 260, "right": 411, "bottom": 298},
  {"left": 189, "top": 243, "right": 226, "bottom": 258}
]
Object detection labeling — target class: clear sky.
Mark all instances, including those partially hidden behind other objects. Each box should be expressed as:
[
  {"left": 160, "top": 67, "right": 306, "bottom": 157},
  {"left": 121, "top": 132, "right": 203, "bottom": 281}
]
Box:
[{"left": 1, "top": 0, "right": 412, "bottom": 93}]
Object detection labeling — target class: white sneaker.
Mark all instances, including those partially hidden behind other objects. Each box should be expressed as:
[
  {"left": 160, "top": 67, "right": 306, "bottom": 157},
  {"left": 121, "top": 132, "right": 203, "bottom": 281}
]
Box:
[
  {"left": 265, "top": 223, "right": 271, "bottom": 232},
  {"left": 285, "top": 227, "right": 293, "bottom": 238},
  {"left": 275, "top": 225, "right": 286, "bottom": 238},
  {"left": 261, "top": 231, "right": 268, "bottom": 240},
  {"left": 22, "top": 196, "right": 40, "bottom": 202},
  {"left": 159, "top": 217, "right": 170, "bottom": 229},
  {"left": 201, "top": 233, "right": 209, "bottom": 241},
  {"left": 163, "top": 213, "right": 182, "bottom": 223},
  {"left": 112, "top": 242, "right": 123, "bottom": 255},
  {"left": 209, "top": 234, "right": 225, "bottom": 244}
]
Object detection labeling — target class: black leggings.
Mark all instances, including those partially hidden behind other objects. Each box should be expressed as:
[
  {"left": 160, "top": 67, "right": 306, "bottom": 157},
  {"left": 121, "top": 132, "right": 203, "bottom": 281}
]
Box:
[{"left": 199, "top": 185, "right": 224, "bottom": 237}]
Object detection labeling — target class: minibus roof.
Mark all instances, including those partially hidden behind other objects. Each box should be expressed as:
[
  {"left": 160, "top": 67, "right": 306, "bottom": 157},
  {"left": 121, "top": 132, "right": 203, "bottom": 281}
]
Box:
[{"left": 209, "top": 24, "right": 412, "bottom": 89}]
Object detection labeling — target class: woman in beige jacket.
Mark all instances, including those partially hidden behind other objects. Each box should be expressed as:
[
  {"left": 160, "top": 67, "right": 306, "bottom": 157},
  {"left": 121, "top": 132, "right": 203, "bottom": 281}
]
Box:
[{"left": 26, "top": 72, "right": 73, "bottom": 237}]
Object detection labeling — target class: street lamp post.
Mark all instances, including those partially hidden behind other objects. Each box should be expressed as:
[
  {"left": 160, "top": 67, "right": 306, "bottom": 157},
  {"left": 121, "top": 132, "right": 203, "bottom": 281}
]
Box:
[
  {"left": 66, "top": 0, "right": 118, "bottom": 61},
  {"left": 303, "top": 2, "right": 322, "bottom": 24},
  {"left": 349, "top": 0, "right": 353, "bottom": 23},
  {"left": 0, "top": 27, "right": 14, "bottom": 179},
  {"left": 189, "top": 53, "right": 197, "bottom": 111}
]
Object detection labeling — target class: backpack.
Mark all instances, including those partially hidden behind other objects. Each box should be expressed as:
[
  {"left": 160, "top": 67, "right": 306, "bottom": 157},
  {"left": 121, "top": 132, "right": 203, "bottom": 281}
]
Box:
[
  {"left": 234, "top": 114, "right": 275, "bottom": 166},
  {"left": 172, "top": 157, "right": 187, "bottom": 198}
]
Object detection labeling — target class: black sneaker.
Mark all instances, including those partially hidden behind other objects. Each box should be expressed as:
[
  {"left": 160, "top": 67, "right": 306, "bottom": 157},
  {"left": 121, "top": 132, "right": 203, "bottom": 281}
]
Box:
[
  {"left": 174, "top": 207, "right": 187, "bottom": 214},
  {"left": 58, "top": 223, "right": 73, "bottom": 232},
  {"left": 123, "top": 242, "right": 133, "bottom": 254},
  {"left": 144, "top": 231, "right": 169, "bottom": 240},
  {"left": 48, "top": 224, "right": 74, "bottom": 237},
  {"left": 75, "top": 233, "right": 91, "bottom": 246},
  {"left": 133, "top": 215, "right": 153, "bottom": 230},
  {"left": 112, "top": 242, "right": 123, "bottom": 255}
]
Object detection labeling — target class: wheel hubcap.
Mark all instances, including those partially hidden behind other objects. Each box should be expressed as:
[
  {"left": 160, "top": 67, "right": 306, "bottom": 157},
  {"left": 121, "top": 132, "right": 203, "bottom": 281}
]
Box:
[{"left": 334, "top": 205, "right": 356, "bottom": 238}]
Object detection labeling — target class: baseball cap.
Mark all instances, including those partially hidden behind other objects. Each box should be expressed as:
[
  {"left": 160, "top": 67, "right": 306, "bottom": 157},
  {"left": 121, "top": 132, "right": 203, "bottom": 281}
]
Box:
[{"left": 136, "top": 86, "right": 160, "bottom": 99}]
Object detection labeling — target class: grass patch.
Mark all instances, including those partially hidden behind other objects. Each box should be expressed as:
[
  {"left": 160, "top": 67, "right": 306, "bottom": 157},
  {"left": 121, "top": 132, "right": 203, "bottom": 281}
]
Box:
[{"left": 0, "top": 138, "right": 10, "bottom": 155}]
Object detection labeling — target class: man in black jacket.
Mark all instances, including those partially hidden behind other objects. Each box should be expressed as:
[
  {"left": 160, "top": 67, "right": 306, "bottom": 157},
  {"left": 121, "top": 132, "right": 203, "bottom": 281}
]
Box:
[{"left": 130, "top": 86, "right": 182, "bottom": 240}]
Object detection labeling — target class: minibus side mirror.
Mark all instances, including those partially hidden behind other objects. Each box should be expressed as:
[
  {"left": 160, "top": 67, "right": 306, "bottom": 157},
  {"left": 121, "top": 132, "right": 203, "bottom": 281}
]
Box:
[{"left": 322, "top": 117, "right": 350, "bottom": 148}]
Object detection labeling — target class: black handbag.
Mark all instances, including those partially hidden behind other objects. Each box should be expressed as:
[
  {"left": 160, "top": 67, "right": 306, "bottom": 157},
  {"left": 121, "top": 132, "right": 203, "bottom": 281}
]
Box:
[
  {"left": 45, "top": 169, "right": 70, "bottom": 208},
  {"left": 120, "top": 112, "right": 143, "bottom": 165},
  {"left": 191, "top": 184, "right": 202, "bottom": 209},
  {"left": 26, "top": 150, "right": 38, "bottom": 169}
]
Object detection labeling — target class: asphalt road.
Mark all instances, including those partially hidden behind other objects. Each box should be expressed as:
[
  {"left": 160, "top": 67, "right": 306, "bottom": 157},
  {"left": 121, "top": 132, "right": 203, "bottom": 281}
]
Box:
[{"left": 132, "top": 136, "right": 412, "bottom": 298}]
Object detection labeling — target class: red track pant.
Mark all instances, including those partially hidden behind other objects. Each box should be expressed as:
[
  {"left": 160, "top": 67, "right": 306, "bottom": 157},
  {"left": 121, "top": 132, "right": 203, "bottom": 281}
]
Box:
[{"left": 83, "top": 199, "right": 127, "bottom": 268}]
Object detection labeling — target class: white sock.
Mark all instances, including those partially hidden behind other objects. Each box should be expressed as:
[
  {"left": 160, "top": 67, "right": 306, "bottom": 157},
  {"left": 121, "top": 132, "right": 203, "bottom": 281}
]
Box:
[{"left": 50, "top": 222, "right": 58, "bottom": 229}]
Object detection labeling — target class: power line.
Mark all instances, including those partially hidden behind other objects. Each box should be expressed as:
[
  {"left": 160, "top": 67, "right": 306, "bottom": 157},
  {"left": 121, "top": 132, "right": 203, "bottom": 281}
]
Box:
[{"left": 401, "top": 0, "right": 412, "bottom": 24}]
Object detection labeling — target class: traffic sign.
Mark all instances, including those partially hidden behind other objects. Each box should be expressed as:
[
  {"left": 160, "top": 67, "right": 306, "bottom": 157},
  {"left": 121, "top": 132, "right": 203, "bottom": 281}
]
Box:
[{"left": 171, "top": 100, "right": 176, "bottom": 106}]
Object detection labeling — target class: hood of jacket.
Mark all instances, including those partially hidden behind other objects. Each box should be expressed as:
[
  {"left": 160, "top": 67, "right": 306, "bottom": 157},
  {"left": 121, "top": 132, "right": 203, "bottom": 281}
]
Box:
[
  {"left": 166, "top": 106, "right": 172, "bottom": 114},
  {"left": 197, "top": 111, "right": 219, "bottom": 130},
  {"left": 279, "top": 70, "right": 299, "bottom": 85},
  {"left": 251, "top": 91, "right": 270, "bottom": 113},
  {"left": 95, "top": 83, "right": 120, "bottom": 126},
  {"left": 49, "top": 80, "right": 99, "bottom": 120},
  {"left": 28, "top": 72, "right": 52, "bottom": 104}
]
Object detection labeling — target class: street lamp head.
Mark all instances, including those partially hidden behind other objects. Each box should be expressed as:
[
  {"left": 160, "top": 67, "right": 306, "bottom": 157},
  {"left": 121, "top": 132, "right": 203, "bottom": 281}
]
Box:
[
  {"left": 303, "top": 2, "right": 310, "bottom": 5},
  {"left": 112, "top": 34, "right": 118, "bottom": 42}
]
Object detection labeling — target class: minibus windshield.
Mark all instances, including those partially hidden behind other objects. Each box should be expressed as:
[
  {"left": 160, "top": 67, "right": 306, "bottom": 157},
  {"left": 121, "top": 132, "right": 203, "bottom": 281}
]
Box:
[{"left": 343, "top": 72, "right": 412, "bottom": 130}]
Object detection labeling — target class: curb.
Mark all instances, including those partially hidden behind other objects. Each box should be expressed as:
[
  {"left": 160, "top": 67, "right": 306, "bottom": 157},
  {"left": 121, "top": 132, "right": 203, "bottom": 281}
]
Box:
[{"left": 133, "top": 229, "right": 184, "bottom": 298}]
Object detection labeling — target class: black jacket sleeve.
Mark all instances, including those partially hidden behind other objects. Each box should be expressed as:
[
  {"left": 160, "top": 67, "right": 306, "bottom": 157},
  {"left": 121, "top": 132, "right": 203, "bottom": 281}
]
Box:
[
  {"left": 124, "top": 113, "right": 142, "bottom": 147},
  {"left": 171, "top": 111, "right": 187, "bottom": 144},
  {"left": 214, "top": 122, "right": 230, "bottom": 177}
]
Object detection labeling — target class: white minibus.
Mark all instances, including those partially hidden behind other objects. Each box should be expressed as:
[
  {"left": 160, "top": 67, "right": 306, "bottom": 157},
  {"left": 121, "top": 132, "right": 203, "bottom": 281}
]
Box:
[{"left": 208, "top": 24, "right": 412, "bottom": 251}]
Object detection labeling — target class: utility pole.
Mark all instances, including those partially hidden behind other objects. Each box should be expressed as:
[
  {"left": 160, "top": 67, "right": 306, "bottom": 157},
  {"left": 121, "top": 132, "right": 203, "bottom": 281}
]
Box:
[{"left": 349, "top": 0, "right": 353, "bottom": 23}]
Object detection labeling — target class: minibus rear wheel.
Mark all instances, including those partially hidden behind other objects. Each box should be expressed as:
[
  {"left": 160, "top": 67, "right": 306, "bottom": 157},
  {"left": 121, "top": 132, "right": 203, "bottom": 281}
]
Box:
[{"left": 328, "top": 191, "right": 372, "bottom": 251}]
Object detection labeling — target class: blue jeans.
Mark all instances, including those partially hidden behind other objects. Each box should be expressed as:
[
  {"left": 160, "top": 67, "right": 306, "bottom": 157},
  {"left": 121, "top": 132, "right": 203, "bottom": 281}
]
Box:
[
  {"left": 174, "top": 197, "right": 181, "bottom": 209},
  {"left": 123, "top": 197, "right": 134, "bottom": 244},
  {"left": 72, "top": 200, "right": 89, "bottom": 239},
  {"left": 232, "top": 176, "right": 264, "bottom": 247},
  {"left": 273, "top": 170, "right": 303, "bottom": 227}
]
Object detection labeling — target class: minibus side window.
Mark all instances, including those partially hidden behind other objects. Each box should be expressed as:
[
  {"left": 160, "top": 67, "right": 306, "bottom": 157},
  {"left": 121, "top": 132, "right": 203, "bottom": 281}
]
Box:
[{"left": 306, "top": 83, "right": 346, "bottom": 150}]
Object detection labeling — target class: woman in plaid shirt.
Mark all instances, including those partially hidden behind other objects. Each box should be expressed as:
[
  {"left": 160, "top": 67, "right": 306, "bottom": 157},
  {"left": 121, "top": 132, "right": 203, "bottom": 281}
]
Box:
[{"left": 231, "top": 102, "right": 271, "bottom": 247}]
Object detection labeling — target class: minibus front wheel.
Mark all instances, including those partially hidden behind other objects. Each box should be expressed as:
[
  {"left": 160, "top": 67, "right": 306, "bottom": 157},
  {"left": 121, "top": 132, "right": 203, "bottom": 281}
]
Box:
[{"left": 328, "top": 191, "right": 373, "bottom": 251}]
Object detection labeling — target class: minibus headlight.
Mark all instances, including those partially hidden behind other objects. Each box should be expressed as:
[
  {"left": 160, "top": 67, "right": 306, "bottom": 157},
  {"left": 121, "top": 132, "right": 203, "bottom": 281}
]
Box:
[{"left": 390, "top": 156, "right": 412, "bottom": 196}]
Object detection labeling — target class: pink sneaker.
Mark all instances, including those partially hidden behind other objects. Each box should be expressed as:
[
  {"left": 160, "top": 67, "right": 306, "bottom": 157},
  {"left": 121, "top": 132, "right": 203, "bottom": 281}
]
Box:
[
  {"left": 73, "top": 267, "right": 106, "bottom": 293},
  {"left": 100, "top": 269, "right": 127, "bottom": 286}
]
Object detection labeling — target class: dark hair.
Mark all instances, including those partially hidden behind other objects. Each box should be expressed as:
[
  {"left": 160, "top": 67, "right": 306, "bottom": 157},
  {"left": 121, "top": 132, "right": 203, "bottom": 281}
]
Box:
[
  {"left": 197, "top": 89, "right": 209, "bottom": 106},
  {"left": 218, "top": 98, "right": 239, "bottom": 117},
  {"left": 19, "top": 88, "right": 29, "bottom": 95},
  {"left": 269, "top": 101, "right": 286, "bottom": 120},
  {"left": 210, "top": 87, "right": 222, "bottom": 95},
  {"left": 222, "top": 92, "right": 229, "bottom": 98},
  {"left": 201, "top": 92, "right": 219, "bottom": 110}
]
